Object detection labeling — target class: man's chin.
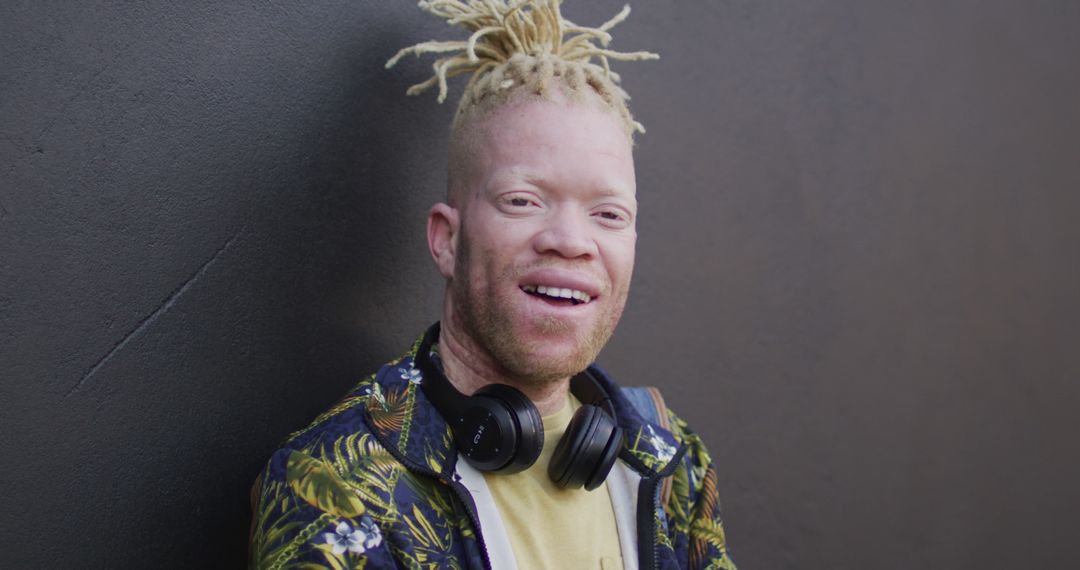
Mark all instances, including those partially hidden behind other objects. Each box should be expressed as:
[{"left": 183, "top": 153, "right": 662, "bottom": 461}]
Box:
[
  {"left": 499, "top": 337, "right": 600, "bottom": 384},
  {"left": 505, "top": 359, "right": 588, "bottom": 386},
  {"left": 459, "top": 301, "right": 613, "bottom": 383}
]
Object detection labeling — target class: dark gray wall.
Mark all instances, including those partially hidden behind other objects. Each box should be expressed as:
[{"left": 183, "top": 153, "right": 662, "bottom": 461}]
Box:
[{"left": 2, "top": 1, "right": 1077, "bottom": 568}]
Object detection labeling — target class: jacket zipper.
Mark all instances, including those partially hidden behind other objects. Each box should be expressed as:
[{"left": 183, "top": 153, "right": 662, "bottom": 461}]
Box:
[
  {"left": 449, "top": 479, "right": 493, "bottom": 570},
  {"left": 371, "top": 453, "right": 492, "bottom": 570},
  {"left": 637, "top": 475, "right": 660, "bottom": 570},
  {"left": 631, "top": 442, "right": 688, "bottom": 570},
  {"left": 364, "top": 409, "right": 492, "bottom": 570}
]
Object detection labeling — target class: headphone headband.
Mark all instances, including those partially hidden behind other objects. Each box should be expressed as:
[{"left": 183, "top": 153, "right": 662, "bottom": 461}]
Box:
[
  {"left": 414, "top": 322, "right": 621, "bottom": 488},
  {"left": 418, "top": 322, "right": 613, "bottom": 416},
  {"left": 415, "top": 322, "right": 467, "bottom": 411}
]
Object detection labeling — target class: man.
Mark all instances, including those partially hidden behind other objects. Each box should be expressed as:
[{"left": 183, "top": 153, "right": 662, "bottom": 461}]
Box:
[{"left": 249, "top": 2, "right": 736, "bottom": 568}]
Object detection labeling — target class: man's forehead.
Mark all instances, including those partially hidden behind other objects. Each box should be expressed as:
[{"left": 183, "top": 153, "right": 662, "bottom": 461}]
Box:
[
  {"left": 465, "top": 90, "right": 631, "bottom": 141},
  {"left": 448, "top": 94, "right": 637, "bottom": 206}
]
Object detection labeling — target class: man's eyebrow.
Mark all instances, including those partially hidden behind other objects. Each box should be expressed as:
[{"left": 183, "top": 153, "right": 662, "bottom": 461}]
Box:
[
  {"left": 587, "top": 186, "right": 638, "bottom": 207},
  {"left": 520, "top": 173, "right": 551, "bottom": 188},
  {"left": 592, "top": 187, "right": 635, "bottom": 199},
  {"left": 485, "top": 171, "right": 636, "bottom": 203},
  {"left": 483, "top": 169, "right": 545, "bottom": 188}
]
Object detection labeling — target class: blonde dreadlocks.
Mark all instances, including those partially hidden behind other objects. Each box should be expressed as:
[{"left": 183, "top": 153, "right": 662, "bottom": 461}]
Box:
[{"left": 386, "top": 0, "right": 658, "bottom": 135}]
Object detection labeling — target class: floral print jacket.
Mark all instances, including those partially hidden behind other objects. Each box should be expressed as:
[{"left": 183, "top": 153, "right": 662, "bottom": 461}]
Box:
[{"left": 249, "top": 334, "right": 737, "bottom": 570}]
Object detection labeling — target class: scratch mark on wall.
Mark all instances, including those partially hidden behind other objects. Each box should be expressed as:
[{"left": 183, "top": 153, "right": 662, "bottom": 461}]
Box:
[{"left": 66, "top": 225, "right": 246, "bottom": 396}]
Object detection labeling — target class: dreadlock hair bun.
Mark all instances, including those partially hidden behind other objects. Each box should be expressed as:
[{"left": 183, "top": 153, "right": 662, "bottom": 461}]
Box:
[{"left": 386, "top": 0, "right": 659, "bottom": 137}]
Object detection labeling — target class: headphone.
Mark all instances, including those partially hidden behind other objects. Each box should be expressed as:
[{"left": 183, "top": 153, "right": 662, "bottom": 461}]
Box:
[{"left": 415, "top": 323, "right": 623, "bottom": 491}]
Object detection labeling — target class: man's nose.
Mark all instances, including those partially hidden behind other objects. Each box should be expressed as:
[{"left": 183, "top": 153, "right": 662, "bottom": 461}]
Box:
[{"left": 532, "top": 207, "right": 597, "bottom": 259}]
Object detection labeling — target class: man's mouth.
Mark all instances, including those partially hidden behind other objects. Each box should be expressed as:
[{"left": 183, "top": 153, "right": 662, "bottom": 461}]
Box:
[{"left": 520, "top": 284, "right": 593, "bottom": 306}]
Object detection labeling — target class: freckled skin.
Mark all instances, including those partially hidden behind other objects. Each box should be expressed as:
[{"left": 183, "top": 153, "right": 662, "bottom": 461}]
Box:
[{"left": 427, "top": 95, "right": 637, "bottom": 412}]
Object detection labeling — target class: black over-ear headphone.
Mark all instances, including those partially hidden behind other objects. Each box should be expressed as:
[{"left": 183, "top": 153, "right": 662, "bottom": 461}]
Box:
[{"left": 415, "top": 323, "right": 623, "bottom": 490}]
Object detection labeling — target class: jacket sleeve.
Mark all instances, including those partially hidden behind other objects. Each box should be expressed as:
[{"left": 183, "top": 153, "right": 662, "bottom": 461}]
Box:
[
  {"left": 668, "top": 412, "right": 738, "bottom": 570},
  {"left": 249, "top": 448, "right": 397, "bottom": 570}
]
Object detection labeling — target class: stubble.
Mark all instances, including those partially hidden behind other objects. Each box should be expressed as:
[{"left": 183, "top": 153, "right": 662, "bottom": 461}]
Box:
[{"left": 451, "top": 232, "right": 626, "bottom": 387}]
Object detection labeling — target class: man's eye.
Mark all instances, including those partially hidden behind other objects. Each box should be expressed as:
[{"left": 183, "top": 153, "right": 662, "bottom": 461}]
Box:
[
  {"left": 595, "top": 210, "right": 626, "bottom": 223},
  {"left": 509, "top": 197, "right": 531, "bottom": 207},
  {"left": 594, "top": 208, "right": 632, "bottom": 228}
]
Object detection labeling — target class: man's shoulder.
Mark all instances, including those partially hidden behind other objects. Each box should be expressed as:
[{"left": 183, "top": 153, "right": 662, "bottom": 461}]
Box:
[
  {"left": 248, "top": 353, "right": 461, "bottom": 570},
  {"left": 614, "top": 382, "right": 711, "bottom": 453},
  {"left": 663, "top": 406, "right": 716, "bottom": 485},
  {"left": 269, "top": 353, "right": 416, "bottom": 466},
  {"left": 281, "top": 373, "right": 379, "bottom": 455}
]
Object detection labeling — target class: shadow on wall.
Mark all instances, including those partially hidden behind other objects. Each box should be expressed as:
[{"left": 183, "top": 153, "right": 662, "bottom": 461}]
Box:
[
  {"left": 2, "top": 15, "right": 446, "bottom": 570},
  {"left": 207, "top": 25, "right": 450, "bottom": 567}
]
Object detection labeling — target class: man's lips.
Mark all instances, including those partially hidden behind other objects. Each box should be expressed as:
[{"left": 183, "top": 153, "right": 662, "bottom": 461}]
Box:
[
  {"left": 518, "top": 268, "right": 603, "bottom": 306},
  {"left": 521, "top": 284, "right": 592, "bottom": 304}
]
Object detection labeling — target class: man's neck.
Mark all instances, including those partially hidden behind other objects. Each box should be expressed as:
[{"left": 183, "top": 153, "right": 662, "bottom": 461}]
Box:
[{"left": 436, "top": 318, "right": 570, "bottom": 417}]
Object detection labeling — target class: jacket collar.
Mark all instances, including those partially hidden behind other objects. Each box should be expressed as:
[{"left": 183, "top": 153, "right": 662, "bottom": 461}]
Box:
[
  {"left": 590, "top": 364, "right": 687, "bottom": 477},
  {"left": 362, "top": 326, "right": 686, "bottom": 481}
]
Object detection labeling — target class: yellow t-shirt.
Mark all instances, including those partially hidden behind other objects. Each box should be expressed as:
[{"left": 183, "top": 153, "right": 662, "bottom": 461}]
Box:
[{"left": 483, "top": 395, "right": 624, "bottom": 570}]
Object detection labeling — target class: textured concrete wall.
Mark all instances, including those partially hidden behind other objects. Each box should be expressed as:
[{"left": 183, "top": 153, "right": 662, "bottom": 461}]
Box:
[{"left": 2, "top": 1, "right": 1078, "bottom": 568}]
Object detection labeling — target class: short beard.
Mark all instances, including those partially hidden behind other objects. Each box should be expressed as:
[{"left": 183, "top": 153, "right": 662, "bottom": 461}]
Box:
[{"left": 451, "top": 235, "right": 623, "bottom": 388}]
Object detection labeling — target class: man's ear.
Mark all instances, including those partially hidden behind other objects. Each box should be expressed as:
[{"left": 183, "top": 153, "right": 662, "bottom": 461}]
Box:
[{"left": 427, "top": 202, "right": 459, "bottom": 279}]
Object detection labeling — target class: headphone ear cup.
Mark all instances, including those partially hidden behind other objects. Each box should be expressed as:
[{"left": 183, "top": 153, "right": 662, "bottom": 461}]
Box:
[
  {"left": 472, "top": 384, "right": 544, "bottom": 473},
  {"left": 582, "top": 422, "right": 622, "bottom": 491},
  {"left": 548, "top": 405, "right": 623, "bottom": 490},
  {"left": 451, "top": 395, "right": 519, "bottom": 473}
]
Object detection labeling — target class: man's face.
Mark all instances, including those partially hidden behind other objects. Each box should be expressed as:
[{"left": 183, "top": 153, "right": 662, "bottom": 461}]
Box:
[{"left": 445, "top": 97, "right": 637, "bottom": 384}]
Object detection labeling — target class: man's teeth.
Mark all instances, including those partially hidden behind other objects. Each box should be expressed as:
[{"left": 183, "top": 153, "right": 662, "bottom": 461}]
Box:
[{"left": 521, "top": 285, "right": 592, "bottom": 303}]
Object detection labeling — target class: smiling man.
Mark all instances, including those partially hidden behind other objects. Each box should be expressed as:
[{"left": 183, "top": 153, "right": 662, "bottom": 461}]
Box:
[
  {"left": 431, "top": 95, "right": 637, "bottom": 416},
  {"left": 249, "top": 2, "right": 736, "bottom": 569}
]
